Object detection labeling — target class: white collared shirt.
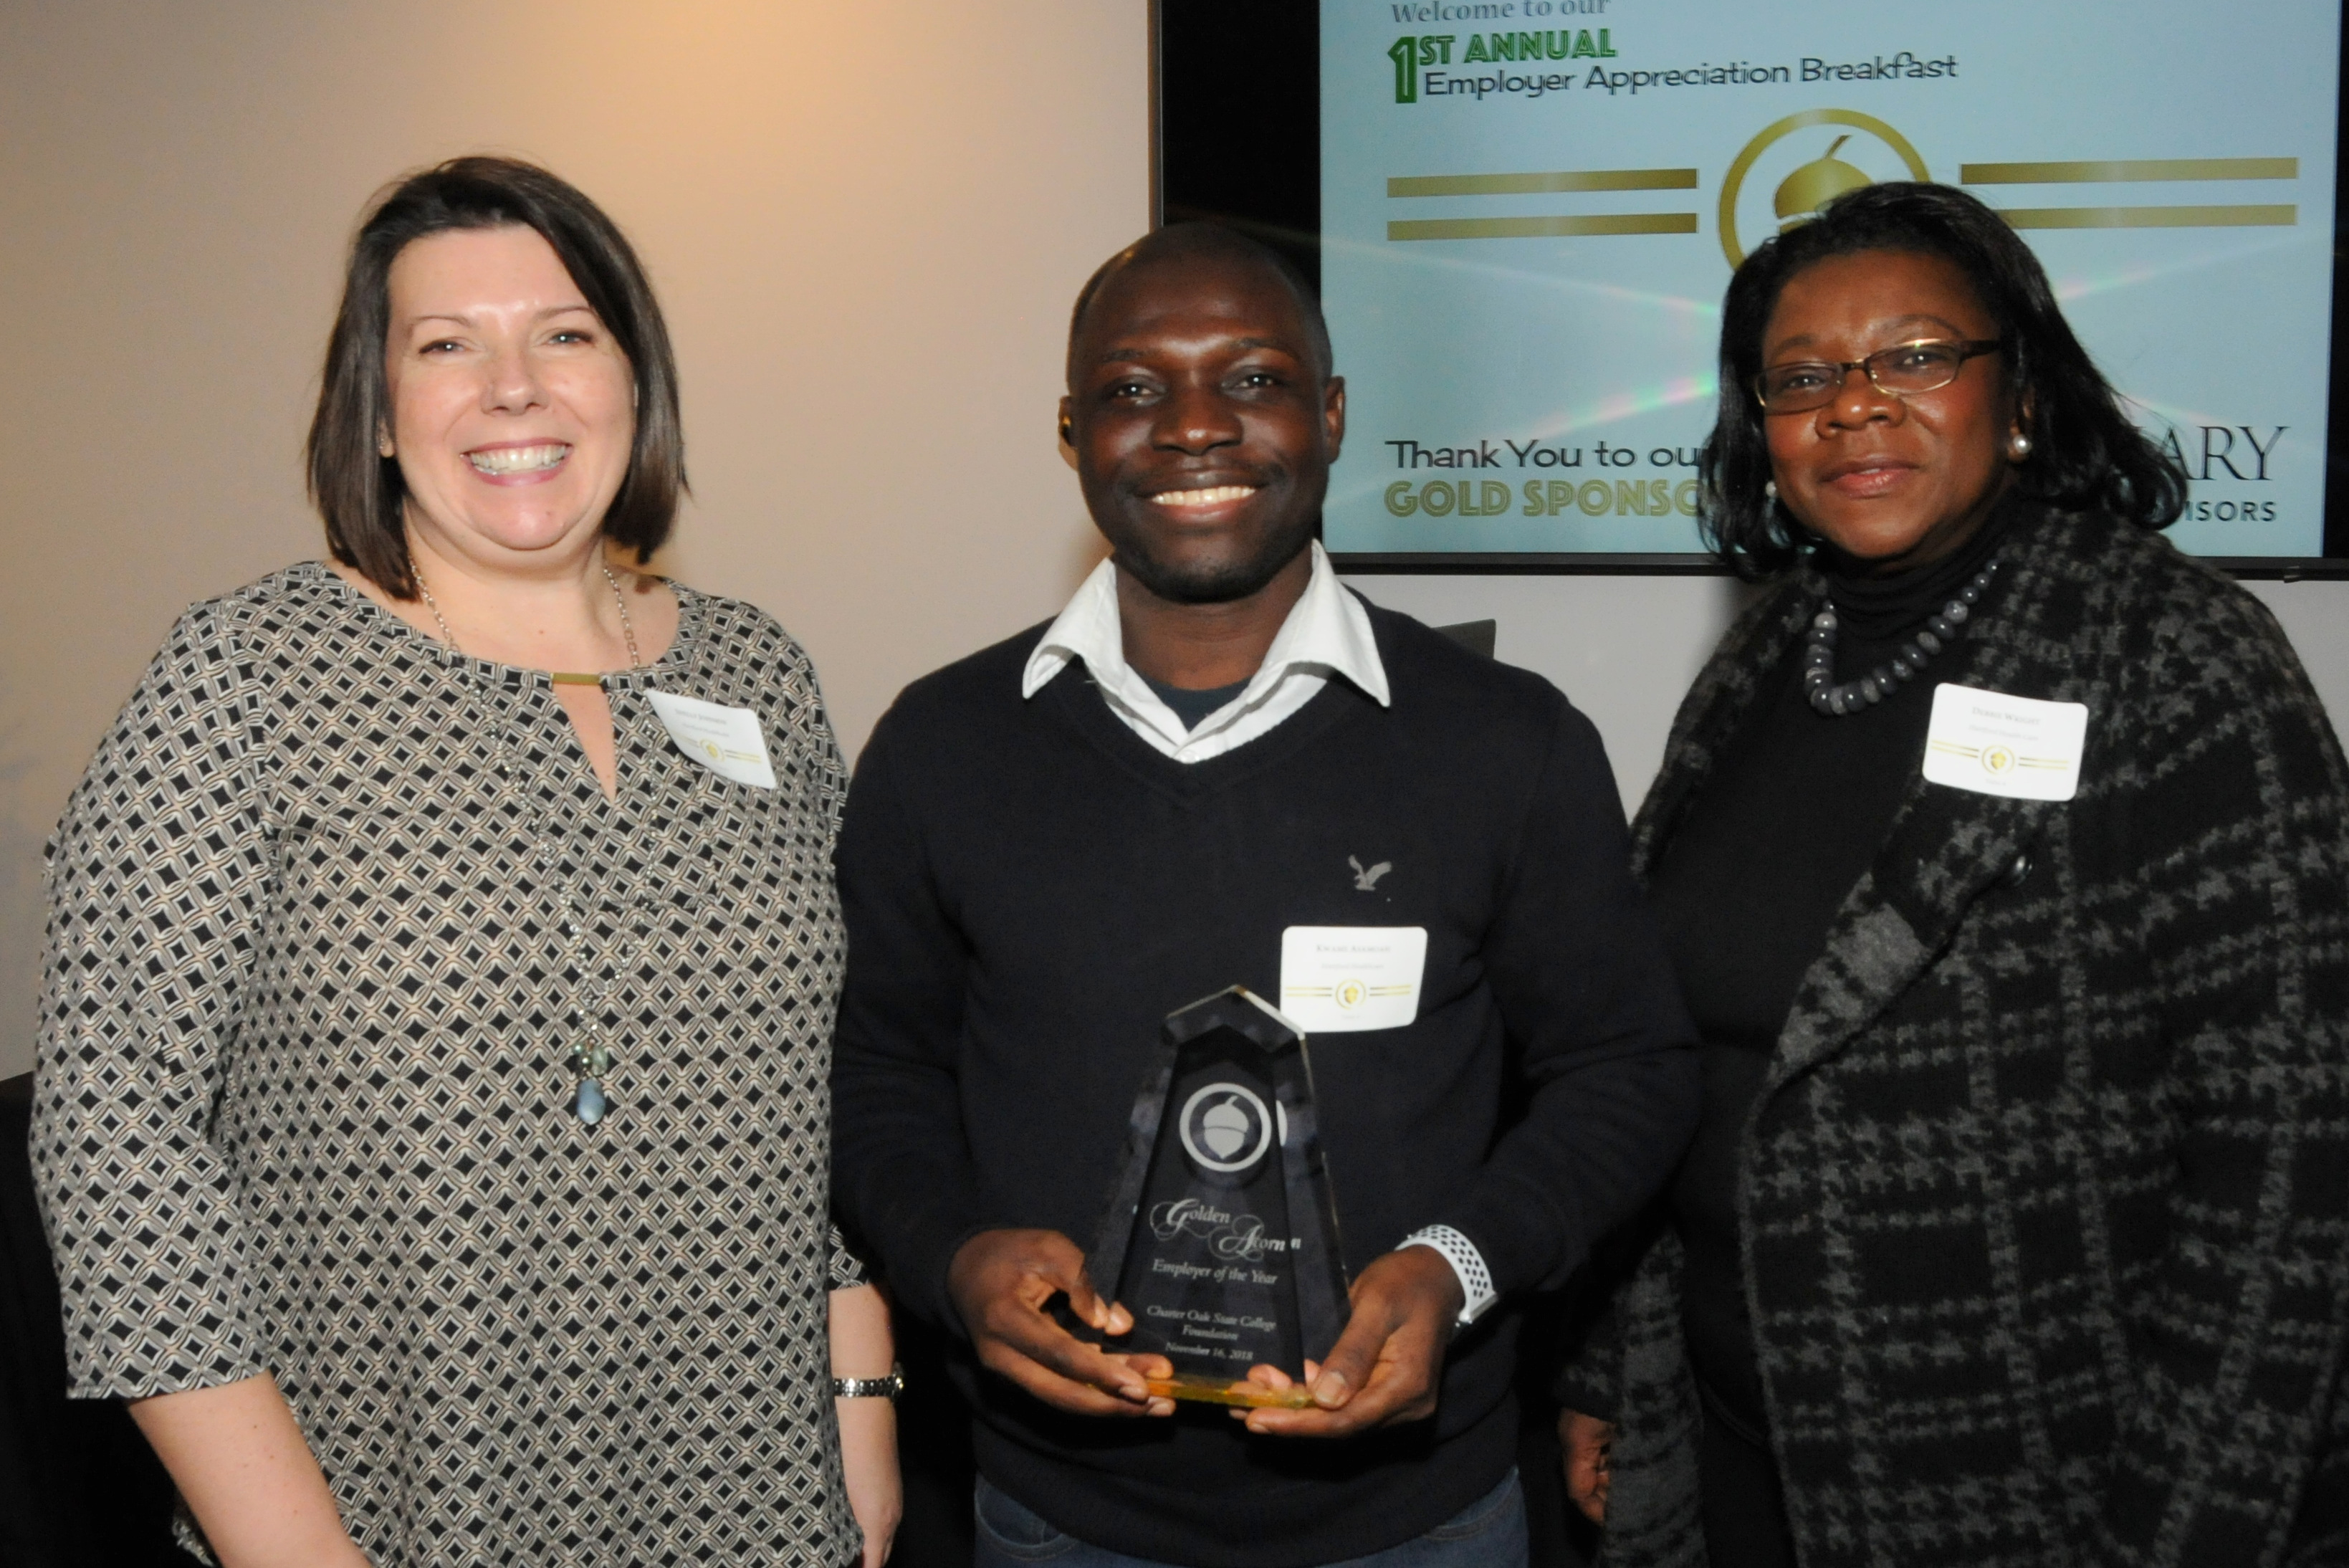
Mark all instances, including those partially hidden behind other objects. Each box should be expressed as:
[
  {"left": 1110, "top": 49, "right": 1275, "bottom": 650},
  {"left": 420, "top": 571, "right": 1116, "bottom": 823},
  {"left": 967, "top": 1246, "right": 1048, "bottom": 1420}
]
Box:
[
  {"left": 1020, "top": 541, "right": 1390, "bottom": 763},
  {"left": 1018, "top": 542, "right": 1498, "bottom": 1325}
]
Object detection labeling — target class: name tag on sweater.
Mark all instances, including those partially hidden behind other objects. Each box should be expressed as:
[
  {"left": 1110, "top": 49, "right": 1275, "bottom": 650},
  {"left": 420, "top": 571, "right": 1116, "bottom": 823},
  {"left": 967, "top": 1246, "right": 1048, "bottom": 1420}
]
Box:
[
  {"left": 1280, "top": 927, "right": 1427, "bottom": 1033},
  {"left": 1922, "top": 683, "right": 2087, "bottom": 802},
  {"left": 647, "top": 692, "right": 778, "bottom": 790}
]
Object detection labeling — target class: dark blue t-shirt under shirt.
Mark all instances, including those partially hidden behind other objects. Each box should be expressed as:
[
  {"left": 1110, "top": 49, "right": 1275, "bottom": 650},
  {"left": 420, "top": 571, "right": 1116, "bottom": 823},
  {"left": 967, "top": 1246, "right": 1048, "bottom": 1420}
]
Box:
[{"left": 1141, "top": 673, "right": 1250, "bottom": 731}]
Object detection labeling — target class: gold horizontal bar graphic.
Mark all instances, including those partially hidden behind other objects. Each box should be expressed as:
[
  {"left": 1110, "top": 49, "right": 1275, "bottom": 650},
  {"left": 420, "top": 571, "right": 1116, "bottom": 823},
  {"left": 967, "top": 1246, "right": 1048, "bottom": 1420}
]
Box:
[
  {"left": 1388, "top": 168, "right": 1699, "bottom": 197},
  {"left": 2000, "top": 204, "right": 2297, "bottom": 230},
  {"left": 1963, "top": 157, "right": 2296, "bottom": 184},
  {"left": 1388, "top": 214, "right": 1698, "bottom": 242}
]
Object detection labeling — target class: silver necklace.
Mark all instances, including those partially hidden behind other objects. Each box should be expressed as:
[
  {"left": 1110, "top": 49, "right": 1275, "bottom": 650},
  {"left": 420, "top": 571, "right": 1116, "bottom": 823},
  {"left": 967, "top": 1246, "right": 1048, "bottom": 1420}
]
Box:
[
  {"left": 411, "top": 559, "right": 645, "bottom": 1124},
  {"left": 413, "top": 561, "right": 644, "bottom": 680},
  {"left": 1803, "top": 558, "right": 2000, "bottom": 716}
]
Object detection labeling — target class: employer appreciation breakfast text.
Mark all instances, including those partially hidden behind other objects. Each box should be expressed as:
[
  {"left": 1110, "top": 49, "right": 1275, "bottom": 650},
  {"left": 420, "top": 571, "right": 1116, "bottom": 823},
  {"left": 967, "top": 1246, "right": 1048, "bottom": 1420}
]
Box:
[{"left": 1416, "top": 51, "right": 1957, "bottom": 101}]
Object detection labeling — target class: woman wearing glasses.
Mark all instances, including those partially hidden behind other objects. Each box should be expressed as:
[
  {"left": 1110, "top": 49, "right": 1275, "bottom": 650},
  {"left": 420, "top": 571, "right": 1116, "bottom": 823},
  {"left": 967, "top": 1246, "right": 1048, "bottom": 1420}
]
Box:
[{"left": 1557, "top": 182, "right": 2349, "bottom": 1566}]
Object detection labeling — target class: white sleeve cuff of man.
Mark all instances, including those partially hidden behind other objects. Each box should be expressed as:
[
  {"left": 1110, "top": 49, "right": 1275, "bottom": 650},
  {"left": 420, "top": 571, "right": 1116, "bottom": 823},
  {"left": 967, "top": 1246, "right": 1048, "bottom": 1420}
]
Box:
[{"left": 1400, "top": 1225, "right": 1498, "bottom": 1326}]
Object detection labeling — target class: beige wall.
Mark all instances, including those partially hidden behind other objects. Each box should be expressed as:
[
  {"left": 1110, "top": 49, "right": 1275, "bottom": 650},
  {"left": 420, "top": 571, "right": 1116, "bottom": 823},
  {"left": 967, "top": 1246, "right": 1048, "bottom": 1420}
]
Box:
[{"left": 0, "top": 1, "right": 1146, "bottom": 1075}]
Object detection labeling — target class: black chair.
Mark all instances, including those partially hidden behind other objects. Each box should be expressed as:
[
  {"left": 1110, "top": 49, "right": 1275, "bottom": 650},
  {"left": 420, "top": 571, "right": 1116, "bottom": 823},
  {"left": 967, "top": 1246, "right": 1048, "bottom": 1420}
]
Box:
[{"left": 0, "top": 1071, "right": 200, "bottom": 1567}]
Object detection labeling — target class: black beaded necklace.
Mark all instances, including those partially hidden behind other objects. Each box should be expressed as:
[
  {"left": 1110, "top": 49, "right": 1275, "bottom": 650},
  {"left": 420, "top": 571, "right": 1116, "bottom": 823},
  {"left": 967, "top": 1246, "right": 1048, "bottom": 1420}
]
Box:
[{"left": 1802, "top": 558, "right": 2000, "bottom": 717}]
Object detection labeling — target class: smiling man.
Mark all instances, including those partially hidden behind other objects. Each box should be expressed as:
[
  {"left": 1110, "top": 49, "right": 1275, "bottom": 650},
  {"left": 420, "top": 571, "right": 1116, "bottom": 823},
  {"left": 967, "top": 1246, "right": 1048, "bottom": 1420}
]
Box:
[{"left": 830, "top": 224, "right": 1698, "bottom": 1568}]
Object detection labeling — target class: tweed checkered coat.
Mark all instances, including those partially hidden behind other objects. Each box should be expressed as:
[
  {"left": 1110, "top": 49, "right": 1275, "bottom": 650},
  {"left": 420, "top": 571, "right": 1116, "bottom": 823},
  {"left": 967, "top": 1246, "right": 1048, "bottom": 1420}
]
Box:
[{"left": 1561, "top": 507, "right": 2349, "bottom": 1568}]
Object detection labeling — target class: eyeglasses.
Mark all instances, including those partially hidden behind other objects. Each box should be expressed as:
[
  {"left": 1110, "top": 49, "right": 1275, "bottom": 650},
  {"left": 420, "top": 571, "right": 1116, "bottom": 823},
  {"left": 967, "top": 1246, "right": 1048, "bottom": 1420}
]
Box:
[{"left": 1753, "top": 339, "right": 2003, "bottom": 414}]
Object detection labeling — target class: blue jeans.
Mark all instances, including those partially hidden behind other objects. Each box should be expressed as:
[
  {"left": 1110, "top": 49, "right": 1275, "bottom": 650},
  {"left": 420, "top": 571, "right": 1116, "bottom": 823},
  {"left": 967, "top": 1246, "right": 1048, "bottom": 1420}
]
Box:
[{"left": 971, "top": 1468, "right": 1528, "bottom": 1568}]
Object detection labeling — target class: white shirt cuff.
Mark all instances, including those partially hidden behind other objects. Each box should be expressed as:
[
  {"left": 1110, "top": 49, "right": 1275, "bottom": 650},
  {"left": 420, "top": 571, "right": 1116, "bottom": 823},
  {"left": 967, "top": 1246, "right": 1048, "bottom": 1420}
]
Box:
[{"left": 1400, "top": 1224, "right": 1498, "bottom": 1326}]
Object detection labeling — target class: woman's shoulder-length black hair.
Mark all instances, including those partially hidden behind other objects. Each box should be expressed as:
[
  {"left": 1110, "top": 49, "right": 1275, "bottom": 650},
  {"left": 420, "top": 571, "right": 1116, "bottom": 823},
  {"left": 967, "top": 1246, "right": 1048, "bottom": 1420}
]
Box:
[
  {"left": 1697, "top": 181, "right": 2188, "bottom": 578},
  {"left": 306, "top": 156, "right": 685, "bottom": 598}
]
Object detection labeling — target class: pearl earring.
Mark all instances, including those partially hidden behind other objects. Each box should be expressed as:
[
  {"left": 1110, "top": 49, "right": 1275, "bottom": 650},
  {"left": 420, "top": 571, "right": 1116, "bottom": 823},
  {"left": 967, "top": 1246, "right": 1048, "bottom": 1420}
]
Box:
[
  {"left": 1764, "top": 479, "right": 1778, "bottom": 500},
  {"left": 2009, "top": 432, "right": 2033, "bottom": 460}
]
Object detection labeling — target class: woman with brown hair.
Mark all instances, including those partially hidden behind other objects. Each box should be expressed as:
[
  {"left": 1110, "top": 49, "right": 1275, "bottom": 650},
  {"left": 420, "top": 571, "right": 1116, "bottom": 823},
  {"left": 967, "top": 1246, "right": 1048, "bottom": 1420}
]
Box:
[
  {"left": 1558, "top": 182, "right": 2349, "bottom": 1567},
  {"left": 34, "top": 158, "right": 898, "bottom": 1567}
]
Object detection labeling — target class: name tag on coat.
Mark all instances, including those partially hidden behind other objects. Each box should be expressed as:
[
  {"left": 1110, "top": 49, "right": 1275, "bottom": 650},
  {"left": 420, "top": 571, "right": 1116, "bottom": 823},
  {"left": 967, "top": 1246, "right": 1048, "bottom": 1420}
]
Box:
[
  {"left": 1280, "top": 927, "right": 1427, "bottom": 1032},
  {"left": 1923, "top": 683, "right": 2087, "bottom": 802}
]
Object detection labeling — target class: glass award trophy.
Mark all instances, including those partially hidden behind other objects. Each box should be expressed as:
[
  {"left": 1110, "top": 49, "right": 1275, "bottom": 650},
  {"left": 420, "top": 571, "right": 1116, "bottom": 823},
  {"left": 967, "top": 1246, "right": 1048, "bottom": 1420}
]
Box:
[{"left": 1086, "top": 987, "right": 1349, "bottom": 1408}]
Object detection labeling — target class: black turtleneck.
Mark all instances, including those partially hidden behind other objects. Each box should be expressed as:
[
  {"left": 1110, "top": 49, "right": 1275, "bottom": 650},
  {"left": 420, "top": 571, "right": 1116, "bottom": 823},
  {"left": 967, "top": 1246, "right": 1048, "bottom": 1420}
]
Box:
[{"left": 1645, "top": 502, "right": 2016, "bottom": 1456}]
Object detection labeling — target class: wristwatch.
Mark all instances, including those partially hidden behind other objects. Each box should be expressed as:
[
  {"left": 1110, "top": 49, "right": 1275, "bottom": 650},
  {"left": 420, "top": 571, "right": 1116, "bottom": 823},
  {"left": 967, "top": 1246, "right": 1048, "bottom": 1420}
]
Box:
[{"left": 831, "top": 1364, "right": 906, "bottom": 1400}]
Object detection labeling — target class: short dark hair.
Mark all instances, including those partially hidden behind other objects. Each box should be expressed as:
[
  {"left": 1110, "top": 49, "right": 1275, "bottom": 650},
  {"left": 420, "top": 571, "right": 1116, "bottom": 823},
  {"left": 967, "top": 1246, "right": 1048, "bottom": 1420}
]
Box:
[
  {"left": 307, "top": 156, "right": 685, "bottom": 598},
  {"left": 1067, "top": 222, "right": 1334, "bottom": 383},
  {"left": 1697, "top": 181, "right": 2188, "bottom": 578}
]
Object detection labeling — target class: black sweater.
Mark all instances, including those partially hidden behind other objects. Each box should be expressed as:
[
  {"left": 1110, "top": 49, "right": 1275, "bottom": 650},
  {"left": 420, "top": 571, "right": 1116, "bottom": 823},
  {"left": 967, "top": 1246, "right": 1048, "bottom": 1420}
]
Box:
[{"left": 831, "top": 603, "right": 1699, "bottom": 1567}]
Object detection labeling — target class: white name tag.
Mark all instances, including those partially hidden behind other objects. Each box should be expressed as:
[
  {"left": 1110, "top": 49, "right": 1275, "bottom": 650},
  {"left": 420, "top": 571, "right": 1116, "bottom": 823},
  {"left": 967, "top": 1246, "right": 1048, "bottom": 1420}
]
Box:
[
  {"left": 646, "top": 691, "right": 778, "bottom": 790},
  {"left": 1278, "top": 927, "right": 1427, "bottom": 1033},
  {"left": 1921, "top": 683, "right": 2088, "bottom": 802}
]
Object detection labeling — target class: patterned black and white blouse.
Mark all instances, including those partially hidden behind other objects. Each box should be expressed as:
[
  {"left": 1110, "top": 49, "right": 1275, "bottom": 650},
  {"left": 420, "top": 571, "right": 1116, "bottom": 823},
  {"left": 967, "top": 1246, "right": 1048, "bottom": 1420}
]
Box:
[{"left": 34, "top": 563, "right": 866, "bottom": 1567}]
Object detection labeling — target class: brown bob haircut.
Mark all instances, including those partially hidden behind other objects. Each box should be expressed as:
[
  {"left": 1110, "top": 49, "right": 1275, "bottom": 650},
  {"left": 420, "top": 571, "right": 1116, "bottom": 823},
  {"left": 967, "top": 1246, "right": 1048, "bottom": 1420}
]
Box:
[{"left": 307, "top": 156, "right": 686, "bottom": 598}]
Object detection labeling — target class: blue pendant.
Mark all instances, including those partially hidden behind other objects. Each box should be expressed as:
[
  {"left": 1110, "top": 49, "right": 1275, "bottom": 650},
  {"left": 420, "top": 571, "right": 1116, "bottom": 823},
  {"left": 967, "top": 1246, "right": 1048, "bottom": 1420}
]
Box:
[{"left": 575, "top": 1078, "right": 608, "bottom": 1124}]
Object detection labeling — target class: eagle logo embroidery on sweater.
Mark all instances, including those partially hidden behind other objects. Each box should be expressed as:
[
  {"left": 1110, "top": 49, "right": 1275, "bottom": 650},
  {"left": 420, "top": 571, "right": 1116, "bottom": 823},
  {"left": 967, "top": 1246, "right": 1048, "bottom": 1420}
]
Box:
[{"left": 1349, "top": 855, "right": 1393, "bottom": 891}]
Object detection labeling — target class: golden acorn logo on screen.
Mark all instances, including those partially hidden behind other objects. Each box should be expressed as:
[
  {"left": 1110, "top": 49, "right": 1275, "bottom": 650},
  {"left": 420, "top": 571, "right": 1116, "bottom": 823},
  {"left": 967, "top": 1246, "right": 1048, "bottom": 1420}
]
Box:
[{"left": 1719, "top": 110, "right": 1929, "bottom": 265}]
